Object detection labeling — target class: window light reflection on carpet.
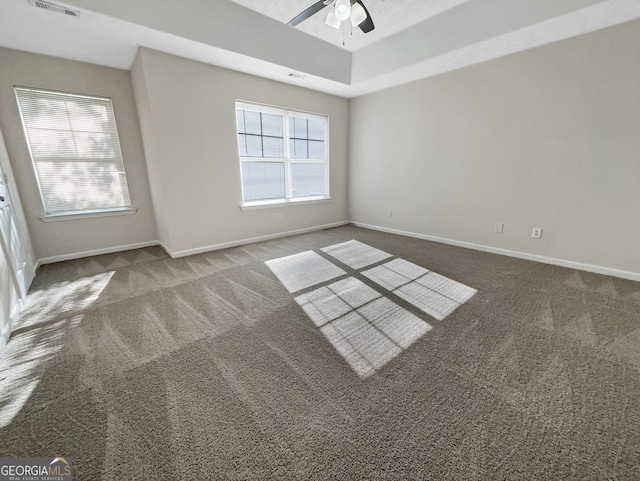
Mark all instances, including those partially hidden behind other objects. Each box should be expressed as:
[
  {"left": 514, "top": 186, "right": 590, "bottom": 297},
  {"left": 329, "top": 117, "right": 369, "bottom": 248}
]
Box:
[{"left": 266, "top": 240, "right": 477, "bottom": 378}]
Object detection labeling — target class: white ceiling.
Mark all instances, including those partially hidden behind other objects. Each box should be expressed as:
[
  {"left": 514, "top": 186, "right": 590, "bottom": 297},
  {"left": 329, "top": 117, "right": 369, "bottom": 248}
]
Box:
[
  {"left": 1, "top": 0, "right": 639, "bottom": 98},
  {"left": 229, "top": 0, "right": 471, "bottom": 51}
]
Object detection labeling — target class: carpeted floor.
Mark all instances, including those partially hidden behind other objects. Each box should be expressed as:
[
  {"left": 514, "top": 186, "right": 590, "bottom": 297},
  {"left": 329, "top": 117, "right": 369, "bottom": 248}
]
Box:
[{"left": 1, "top": 225, "right": 639, "bottom": 480}]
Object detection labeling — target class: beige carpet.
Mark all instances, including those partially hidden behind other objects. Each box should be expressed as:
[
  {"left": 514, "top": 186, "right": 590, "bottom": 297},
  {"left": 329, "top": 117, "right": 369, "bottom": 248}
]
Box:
[{"left": 1, "top": 225, "right": 639, "bottom": 480}]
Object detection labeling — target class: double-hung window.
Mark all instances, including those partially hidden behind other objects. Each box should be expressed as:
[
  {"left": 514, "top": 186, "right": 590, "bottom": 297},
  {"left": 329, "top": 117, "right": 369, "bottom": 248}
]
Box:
[
  {"left": 15, "top": 87, "right": 132, "bottom": 217},
  {"left": 236, "top": 102, "right": 329, "bottom": 207}
]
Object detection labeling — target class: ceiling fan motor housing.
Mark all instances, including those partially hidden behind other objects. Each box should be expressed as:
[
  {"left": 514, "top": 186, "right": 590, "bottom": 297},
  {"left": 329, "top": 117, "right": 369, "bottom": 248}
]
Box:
[{"left": 288, "top": 0, "right": 374, "bottom": 34}]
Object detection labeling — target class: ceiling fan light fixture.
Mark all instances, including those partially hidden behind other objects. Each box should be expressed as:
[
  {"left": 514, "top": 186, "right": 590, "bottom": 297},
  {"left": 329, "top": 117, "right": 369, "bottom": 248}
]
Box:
[
  {"left": 350, "top": 2, "right": 367, "bottom": 27},
  {"left": 325, "top": 7, "right": 341, "bottom": 28},
  {"left": 334, "top": 0, "right": 351, "bottom": 21}
]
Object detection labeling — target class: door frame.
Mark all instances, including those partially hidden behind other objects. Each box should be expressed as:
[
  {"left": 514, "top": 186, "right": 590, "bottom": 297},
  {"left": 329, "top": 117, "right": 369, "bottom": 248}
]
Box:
[{"left": 0, "top": 125, "right": 35, "bottom": 356}]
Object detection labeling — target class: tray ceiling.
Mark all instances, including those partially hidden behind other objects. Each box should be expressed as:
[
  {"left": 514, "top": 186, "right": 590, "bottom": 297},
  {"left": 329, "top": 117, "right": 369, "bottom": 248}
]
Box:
[
  {"left": 1, "top": 0, "right": 640, "bottom": 98},
  {"left": 229, "top": 0, "right": 470, "bottom": 51}
]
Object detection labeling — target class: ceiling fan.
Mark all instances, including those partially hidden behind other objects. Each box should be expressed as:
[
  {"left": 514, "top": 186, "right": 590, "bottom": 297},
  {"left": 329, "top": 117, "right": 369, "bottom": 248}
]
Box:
[{"left": 287, "top": 0, "right": 375, "bottom": 33}]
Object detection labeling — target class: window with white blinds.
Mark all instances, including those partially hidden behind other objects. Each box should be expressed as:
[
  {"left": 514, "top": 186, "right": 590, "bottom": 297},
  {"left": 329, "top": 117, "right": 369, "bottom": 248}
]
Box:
[
  {"left": 236, "top": 102, "right": 329, "bottom": 205},
  {"left": 15, "top": 87, "right": 132, "bottom": 216}
]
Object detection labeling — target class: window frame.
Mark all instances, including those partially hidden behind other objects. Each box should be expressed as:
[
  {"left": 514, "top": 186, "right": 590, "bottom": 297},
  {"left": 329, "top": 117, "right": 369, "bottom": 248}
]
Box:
[
  {"left": 14, "top": 86, "right": 134, "bottom": 219},
  {"left": 235, "top": 101, "right": 330, "bottom": 209}
]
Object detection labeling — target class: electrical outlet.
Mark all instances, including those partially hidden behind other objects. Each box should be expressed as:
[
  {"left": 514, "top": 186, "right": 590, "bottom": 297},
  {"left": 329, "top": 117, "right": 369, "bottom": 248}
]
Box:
[
  {"left": 277, "top": 213, "right": 283, "bottom": 221},
  {"left": 532, "top": 227, "right": 542, "bottom": 239},
  {"left": 386, "top": 210, "right": 393, "bottom": 218},
  {"left": 494, "top": 223, "right": 504, "bottom": 233}
]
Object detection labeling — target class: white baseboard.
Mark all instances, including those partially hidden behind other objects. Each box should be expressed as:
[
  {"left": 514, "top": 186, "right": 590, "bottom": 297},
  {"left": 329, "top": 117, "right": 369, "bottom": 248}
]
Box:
[
  {"left": 34, "top": 221, "right": 351, "bottom": 264},
  {"left": 352, "top": 222, "right": 640, "bottom": 282},
  {"left": 32, "top": 220, "right": 637, "bottom": 282},
  {"left": 36, "top": 240, "right": 161, "bottom": 267},
  {"left": 156, "top": 241, "right": 172, "bottom": 258},
  {"left": 166, "top": 221, "right": 350, "bottom": 258}
]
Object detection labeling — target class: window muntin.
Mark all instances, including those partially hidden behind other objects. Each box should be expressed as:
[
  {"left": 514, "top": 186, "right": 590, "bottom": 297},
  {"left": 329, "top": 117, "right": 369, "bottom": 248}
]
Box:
[
  {"left": 236, "top": 109, "right": 284, "bottom": 158},
  {"left": 236, "top": 102, "right": 328, "bottom": 205},
  {"left": 289, "top": 117, "right": 324, "bottom": 160},
  {"left": 15, "top": 87, "right": 132, "bottom": 216}
]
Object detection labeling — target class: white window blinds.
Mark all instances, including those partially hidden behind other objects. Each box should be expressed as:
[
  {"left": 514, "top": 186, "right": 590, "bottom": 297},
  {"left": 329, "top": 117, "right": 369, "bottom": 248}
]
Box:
[{"left": 15, "top": 87, "right": 131, "bottom": 215}]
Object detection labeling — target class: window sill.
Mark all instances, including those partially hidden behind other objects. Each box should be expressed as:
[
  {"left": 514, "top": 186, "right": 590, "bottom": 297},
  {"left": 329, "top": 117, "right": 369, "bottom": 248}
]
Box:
[
  {"left": 40, "top": 207, "right": 138, "bottom": 222},
  {"left": 240, "top": 197, "right": 331, "bottom": 211}
]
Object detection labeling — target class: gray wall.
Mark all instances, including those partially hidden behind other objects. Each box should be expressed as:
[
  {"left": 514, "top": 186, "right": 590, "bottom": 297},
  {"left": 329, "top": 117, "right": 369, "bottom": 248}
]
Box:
[
  {"left": 0, "top": 47, "right": 158, "bottom": 261},
  {"left": 131, "top": 48, "right": 349, "bottom": 255},
  {"left": 349, "top": 20, "right": 640, "bottom": 275}
]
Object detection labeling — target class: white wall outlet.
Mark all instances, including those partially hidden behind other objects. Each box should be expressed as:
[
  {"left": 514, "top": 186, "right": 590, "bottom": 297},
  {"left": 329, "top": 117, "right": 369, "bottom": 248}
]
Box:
[
  {"left": 386, "top": 210, "right": 393, "bottom": 218},
  {"left": 532, "top": 227, "right": 542, "bottom": 239},
  {"left": 494, "top": 223, "right": 504, "bottom": 233},
  {"left": 277, "top": 213, "right": 283, "bottom": 221}
]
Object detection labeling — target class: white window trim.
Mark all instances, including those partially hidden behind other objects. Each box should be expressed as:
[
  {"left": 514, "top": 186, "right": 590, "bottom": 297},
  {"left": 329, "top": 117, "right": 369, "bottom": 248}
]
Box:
[
  {"left": 240, "top": 197, "right": 331, "bottom": 211},
  {"left": 39, "top": 206, "right": 137, "bottom": 222},
  {"left": 236, "top": 101, "right": 330, "bottom": 208}
]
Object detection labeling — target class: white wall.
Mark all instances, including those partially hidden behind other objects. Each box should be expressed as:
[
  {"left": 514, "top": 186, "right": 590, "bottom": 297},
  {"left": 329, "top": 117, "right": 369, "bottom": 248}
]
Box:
[
  {"left": 349, "top": 20, "right": 640, "bottom": 276},
  {"left": 0, "top": 47, "right": 158, "bottom": 262},
  {"left": 131, "top": 48, "right": 349, "bottom": 255}
]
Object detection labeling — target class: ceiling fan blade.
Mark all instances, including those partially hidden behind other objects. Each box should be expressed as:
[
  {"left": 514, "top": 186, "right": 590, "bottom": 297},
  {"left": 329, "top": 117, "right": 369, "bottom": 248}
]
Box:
[
  {"left": 355, "top": 0, "right": 374, "bottom": 33},
  {"left": 287, "top": 0, "right": 329, "bottom": 26}
]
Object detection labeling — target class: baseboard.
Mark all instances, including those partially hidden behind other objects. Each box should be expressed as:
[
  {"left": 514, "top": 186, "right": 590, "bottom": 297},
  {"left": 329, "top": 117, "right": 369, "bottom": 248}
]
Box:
[
  {"left": 33, "top": 220, "right": 635, "bottom": 281},
  {"left": 166, "top": 221, "right": 350, "bottom": 258},
  {"left": 36, "top": 240, "right": 161, "bottom": 267},
  {"left": 352, "top": 222, "right": 640, "bottom": 282},
  {"left": 34, "top": 222, "right": 351, "bottom": 264},
  {"left": 156, "top": 241, "right": 172, "bottom": 258}
]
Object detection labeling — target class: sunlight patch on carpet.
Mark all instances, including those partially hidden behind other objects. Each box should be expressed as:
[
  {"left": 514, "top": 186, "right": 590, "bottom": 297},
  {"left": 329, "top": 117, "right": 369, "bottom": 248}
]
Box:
[
  {"left": 296, "top": 277, "right": 431, "bottom": 377},
  {"left": 265, "top": 251, "right": 346, "bottom": 293},
  {"left": 359, "top": 298, "right": 431, "bottom": 348},
  {"left": 395, "top": 282, "right": 460, "bottom": 321},
  {"left": 321, "top": 312, "right": 402, "bottom": 378},
  {"left": 0, "top": 271, "right": 114, "bottom": 428},
  {"left": 416, "top": 271, "right": 477, "bottom": 304},
  {"left": 361, "top": 264, "right": 411, "bottom": 290},
  {"left": 268, "top": 242, "right": 477, "bottom": 377},
  {"left": 363, "top": 260, "right": 477, "bottom": 321},
  {"left": 0, "top": 315, "right": 85, "bottom": 428},
  {"left": 296, "top": 277, "right": 381, "bottom": 327},
  {"left": 321, "top": 240, "right": 392, "bottom": 269},
  {"left": 17, "top": 271, "right": 115, "bottom": 329}
]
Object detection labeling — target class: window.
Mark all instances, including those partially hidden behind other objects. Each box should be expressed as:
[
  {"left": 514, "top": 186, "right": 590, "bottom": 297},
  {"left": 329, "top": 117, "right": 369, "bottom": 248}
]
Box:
[
  {"left": 15, "top": 87, "right": 132, "bottom": 216},
  {"left": 236, "top": 102, "right": 328, "bottom": 206}
]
